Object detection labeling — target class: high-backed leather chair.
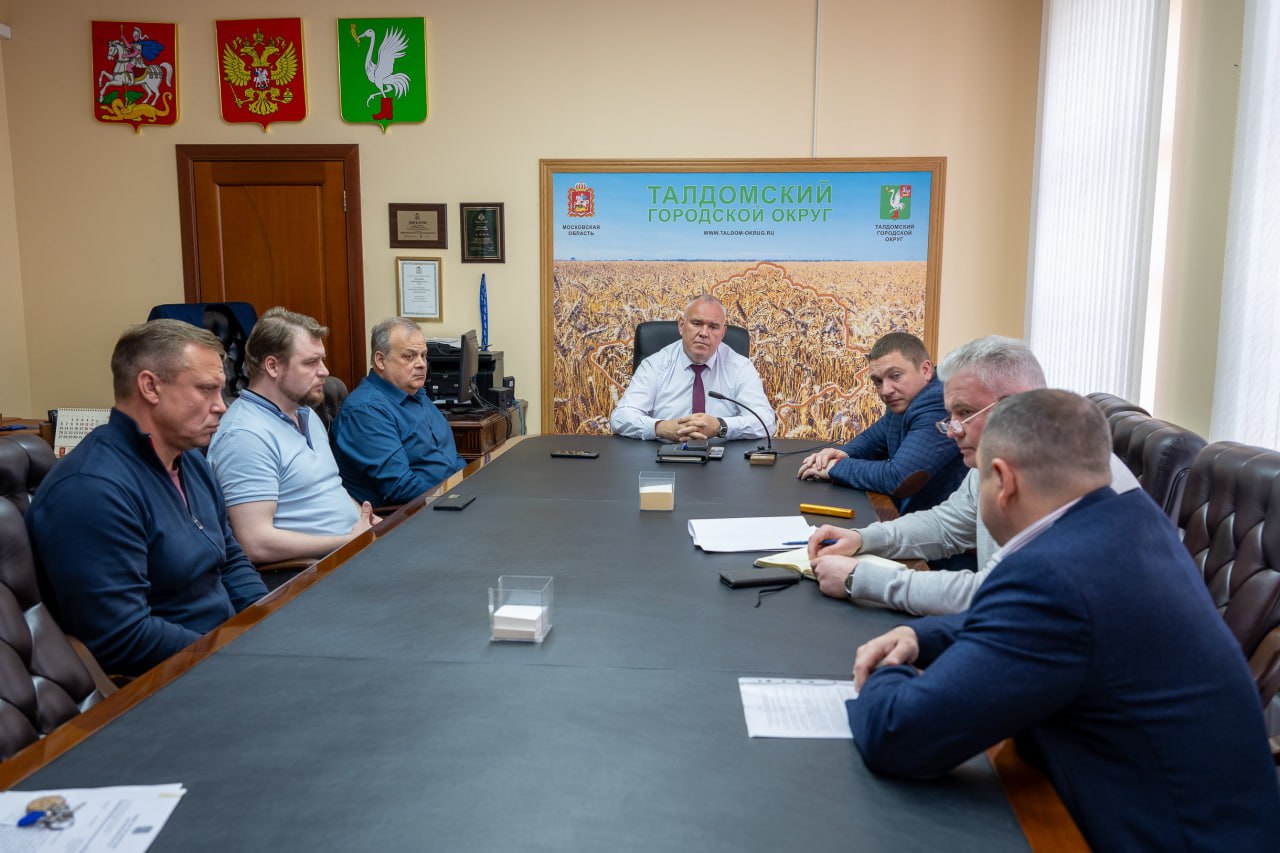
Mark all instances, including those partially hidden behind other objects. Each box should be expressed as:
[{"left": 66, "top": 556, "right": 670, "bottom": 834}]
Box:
[
  {"left": 1087, "top": 392, "right": 1149, "bottom": 420},
  {"left": 1107, "top": 412, "right": 1207, "bottom": 521},
  {"left": 313, "top": 376, "right": 349, "bottom": 431},
  {"left": 0, "top": 440, "right": 107, "bottom": 761},
  {"left": 0, "top": 433, "right": 55, "bottom": 517},
  {"left": 147, "top": 302, "right": 258, "bottom": 399},
  {"left": 632, "top": 321, "right": 750, "bottom": 371},
  {"left": 1178, "top": 442, "right": 1280, "bottom": 733}
]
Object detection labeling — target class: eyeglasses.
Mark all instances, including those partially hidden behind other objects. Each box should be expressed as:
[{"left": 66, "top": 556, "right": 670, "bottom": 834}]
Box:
[{"left": 935, "top": 399, "right": 1000, "bottom": 436}]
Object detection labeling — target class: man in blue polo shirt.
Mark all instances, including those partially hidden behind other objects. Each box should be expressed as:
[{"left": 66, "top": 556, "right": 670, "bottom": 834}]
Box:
[
  {"left": 209, "top": 307, "right": 375, "bottom": 565},
  {"left": 331, "top": 317, "right": 466, "bottom": 506},
  {"left": 796, "top": 332, "right": 964, "bottom": 514}
]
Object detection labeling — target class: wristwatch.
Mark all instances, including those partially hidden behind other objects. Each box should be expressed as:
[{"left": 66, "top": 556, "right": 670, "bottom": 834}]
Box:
[
  {"left": 843, "top": 566, "right": 857, "bottom": 598},
  {"left": 716, "top": 417, "right": 728, "bottom": 438}
]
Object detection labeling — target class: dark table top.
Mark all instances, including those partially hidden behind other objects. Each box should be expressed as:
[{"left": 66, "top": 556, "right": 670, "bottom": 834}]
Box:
[{"left": 12, "top": 435, "right": 1029, "bottom": 852}]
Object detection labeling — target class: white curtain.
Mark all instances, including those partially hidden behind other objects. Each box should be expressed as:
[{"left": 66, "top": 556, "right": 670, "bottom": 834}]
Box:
[
  {"left": 1210, "top": 0, "right": 1280, "bottom": 447},
  {"left": 1026, "top": 0, "right": 1169, "bottom": 398}
]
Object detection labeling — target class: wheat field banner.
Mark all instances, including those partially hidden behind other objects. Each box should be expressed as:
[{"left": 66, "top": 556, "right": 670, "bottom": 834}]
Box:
[
  {"left": 337, "top": 17, "right": 428, "bottom": 132},
  {"left": 539, "top": 158, "right": 945, "bottom": 438}
]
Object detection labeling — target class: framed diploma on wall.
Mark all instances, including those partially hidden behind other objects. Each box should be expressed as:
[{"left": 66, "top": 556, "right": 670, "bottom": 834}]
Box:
[
  {"left": 459, "top": 202, "right": 505, "bottom": 263},
  {"left": 397, "top": 257, "right": 443, "bottom": 321},
  {"left": 389, "top": 203, "right": 448, "bottom": 249}
]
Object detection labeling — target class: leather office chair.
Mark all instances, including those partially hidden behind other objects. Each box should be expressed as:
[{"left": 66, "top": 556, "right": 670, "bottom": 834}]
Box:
[
  {"left": 312, "top": 376, "right": 349, "bottom": 431},
  {"left": 632, "top": 320, "right": 750, "bottom": 371},
  {"left": 147, "top": 302, "right": 258, "bottom": 399},
  {"left": 1087, "top": 392, "right": 1149, "bottom": 420},
  {"left": 1107, "top": 412, "right": 1207, "bottom": 521},
  {"left": 1177, "top": 441, "right": 1280, "bottom": 761},
  {"left": 0, "top": 433, "right": 55, "bottom": 517},
  {"left": 0, "top": 441, "right": 111, "bottom": 761}
]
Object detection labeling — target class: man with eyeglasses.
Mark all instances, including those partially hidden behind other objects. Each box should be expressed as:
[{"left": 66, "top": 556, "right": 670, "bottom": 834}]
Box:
[
  {"left": 806, "top": 336, "right": 1140, "bottom": 616},
  {"left": 331, "top": 317, "right": 466, "bottom": 506},
  {"left": 796, "top": 332, "right": 965, "bottom": 513}
]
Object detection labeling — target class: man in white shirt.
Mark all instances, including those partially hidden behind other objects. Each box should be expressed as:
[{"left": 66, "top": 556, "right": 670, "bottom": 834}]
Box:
[
  {"left": 610, "top": 295, "right": 775, "bottom": 442},
  {"left": 209, "top": 307, "right": 375, "bottom": 565}
]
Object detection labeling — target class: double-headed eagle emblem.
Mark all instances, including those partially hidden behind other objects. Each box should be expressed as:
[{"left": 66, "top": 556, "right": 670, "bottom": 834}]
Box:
[{"left": 221, "top": 27, "right": 298, "bottom": 115}]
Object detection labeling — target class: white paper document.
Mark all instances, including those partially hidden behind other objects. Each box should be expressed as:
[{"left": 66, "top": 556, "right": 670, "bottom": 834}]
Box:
[
  {"left": 0, "top": 783, "right": 186, "bottom": 852},
  {"left": 688, "top": 516, "right": 814, "bottom": 552},
  {"left": 739, "top": 677, "right": 859, "bottom": 738}
]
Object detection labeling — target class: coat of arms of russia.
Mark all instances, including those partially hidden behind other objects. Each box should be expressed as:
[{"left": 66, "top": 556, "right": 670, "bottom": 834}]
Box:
[{"left": 215, "top": 18, "right": 307, "bottom": 131}]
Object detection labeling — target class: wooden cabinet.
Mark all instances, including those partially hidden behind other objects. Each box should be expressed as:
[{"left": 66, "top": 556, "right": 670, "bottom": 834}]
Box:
[{"left": 446, "top": 401, "right": 527, "bottom": 460}]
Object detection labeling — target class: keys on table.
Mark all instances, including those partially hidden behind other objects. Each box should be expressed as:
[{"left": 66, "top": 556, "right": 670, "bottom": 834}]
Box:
[{"left": 18, "top": 794, "right": 81, "bottom": 829}]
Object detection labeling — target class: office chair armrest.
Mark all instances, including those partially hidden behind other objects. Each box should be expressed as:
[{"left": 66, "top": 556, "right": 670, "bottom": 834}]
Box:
[
  {"left": 65, "top": 635, "right": 120, "bottom": 698},
  {"left": 892, "top": 470, "right": 930, "bottom": 500}
]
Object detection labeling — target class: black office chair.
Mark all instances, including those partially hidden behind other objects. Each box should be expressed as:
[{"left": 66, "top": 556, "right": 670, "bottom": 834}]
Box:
[
  {"left": 1106, "top": 412, "right": 1206, "bottom": 521},
  {"left": 147, "top": 302, "right": 258, "bottom": 399},
  {"left": 1177, "top": 441, "right": 1280, "bottom": 763},
  {"left": 632, "top": 320, "right": 750, "bottom": 371},
  {"left": 312, "top": 376, "right": 349, "bottom": 431},
  {"left": 1087, "top": 392, "right": 1149, "bottom": 420}
]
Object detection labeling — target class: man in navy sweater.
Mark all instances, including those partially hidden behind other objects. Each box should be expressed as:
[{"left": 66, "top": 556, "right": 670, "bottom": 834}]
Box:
[
  {"left": 29, "top": 320, "right": 267, "bottom": 676},
  {"left": 796, "top": 332, "right": 964, "bottom": 514},
  {"left": 849, "top": 390, "right": 1280, "bottom": 850}
]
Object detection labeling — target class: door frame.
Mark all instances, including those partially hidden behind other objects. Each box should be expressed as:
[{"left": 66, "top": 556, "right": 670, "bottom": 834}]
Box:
[{"left": 174, "top": 143, "right": 367, "bottom": 371}]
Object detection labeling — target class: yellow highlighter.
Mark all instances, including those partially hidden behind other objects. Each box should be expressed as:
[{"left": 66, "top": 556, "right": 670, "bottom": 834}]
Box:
[{"left": 800, "top": 503, "right": 855, "bottom": 519}]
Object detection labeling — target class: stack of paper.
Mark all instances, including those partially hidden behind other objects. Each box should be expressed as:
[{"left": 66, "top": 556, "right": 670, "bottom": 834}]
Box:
[
  {"left": 687, "top": 516, "right": 813, "bottom": 552},
  {"left": 738, "top": 677, "right": 859, "bottom": 738},
  {"left": 491, "top": 603, "right": 547, "bottom": 640},
  {"left": 754, "top": 547, "right": 907, "bottom": 579}
]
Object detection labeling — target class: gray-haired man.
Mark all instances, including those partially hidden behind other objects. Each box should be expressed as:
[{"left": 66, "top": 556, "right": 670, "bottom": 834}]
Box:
[
  {"left": 807, "top": 336, "right": 1140, "bottom": 616},
  {"left": 331, "top": 317, "right": 466, "bottom": 506}
]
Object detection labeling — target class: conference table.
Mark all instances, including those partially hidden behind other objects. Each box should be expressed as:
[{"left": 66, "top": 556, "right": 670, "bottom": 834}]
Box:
[{"left": 0, "top": 435, "right": 1069, "bottom": 851}]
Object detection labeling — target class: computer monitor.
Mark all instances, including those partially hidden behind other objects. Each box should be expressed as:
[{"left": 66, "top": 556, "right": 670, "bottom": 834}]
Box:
[{"left": 457, "top": 329, "right": 479, "bottom": 406}]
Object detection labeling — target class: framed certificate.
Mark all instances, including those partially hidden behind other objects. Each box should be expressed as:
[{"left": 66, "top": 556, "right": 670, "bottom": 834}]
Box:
[
  {"left": 459, "top": 202, "right": 505, "bottom": 263},
  {"left": 389, "top": 203, "right": 447, "bottom": 249},
  {"left": 397, "top": 257, "right": 443, "bottom": 321}
]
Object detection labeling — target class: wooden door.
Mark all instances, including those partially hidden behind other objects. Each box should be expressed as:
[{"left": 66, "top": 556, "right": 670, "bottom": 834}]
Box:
[{"left": 176, "top": 145, "right": 366, "bottom": 389}]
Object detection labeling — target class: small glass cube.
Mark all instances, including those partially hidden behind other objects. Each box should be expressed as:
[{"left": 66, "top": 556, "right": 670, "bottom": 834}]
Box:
[
  {"left": 489, "top": 575, "right": 553, "bottom": 643},
  {"left": 639, "top": 472, "right": 676, "bottom": 511}
]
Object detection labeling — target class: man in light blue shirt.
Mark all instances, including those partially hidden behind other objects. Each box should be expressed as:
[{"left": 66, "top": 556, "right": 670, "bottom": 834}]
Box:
[
  {"left": 610, "top": 295, "right": 774, "bottom": 442},
  {"left": 209, "top": 308, "right": 375, "bottom": 565},
  {"left": 331, "top": 317, "right": 466, "bottom": 506}
]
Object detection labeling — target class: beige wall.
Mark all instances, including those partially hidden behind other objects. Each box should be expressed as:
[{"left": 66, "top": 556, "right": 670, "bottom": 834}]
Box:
[
  {"left": 0, "top": 0, "right": 1041, "bottom": 428},
  {"left": 1154, "top": 0, "right": 1244, "bottom": 435},
  {"left": 0, "top": 2, "right": 32, "bottom": 417}
]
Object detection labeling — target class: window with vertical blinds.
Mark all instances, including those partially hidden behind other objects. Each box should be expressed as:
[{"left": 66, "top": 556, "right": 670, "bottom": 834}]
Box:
[
  {"left": 1026, "top": 0, "right": 1169, "bottom": 398},
  {"left": 1211, "top": 0, "right": 1280, "bottom": 447}
]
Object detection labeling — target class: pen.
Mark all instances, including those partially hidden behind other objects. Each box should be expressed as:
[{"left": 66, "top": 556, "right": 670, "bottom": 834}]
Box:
[
  {"left": 0, "top": 424, "right": 32, "bottom": 431},
  {"left": 782, "top": 539, "right": 838, "bottom": 546}
]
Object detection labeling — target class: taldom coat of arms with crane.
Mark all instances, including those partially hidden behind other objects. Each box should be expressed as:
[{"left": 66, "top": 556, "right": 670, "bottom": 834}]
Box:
[{"left": 337, "top": 18, "right": 428, "bottom": 131}]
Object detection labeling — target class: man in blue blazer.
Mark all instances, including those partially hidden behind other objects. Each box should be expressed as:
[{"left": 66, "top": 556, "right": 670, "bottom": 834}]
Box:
[{"left": 849, "top": 390, "right": 1280, "bottom": 850}]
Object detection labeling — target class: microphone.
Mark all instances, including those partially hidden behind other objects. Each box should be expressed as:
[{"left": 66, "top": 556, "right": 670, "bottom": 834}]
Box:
[{"left": 707, "top": 391, "right": 776, "bottom": 465}]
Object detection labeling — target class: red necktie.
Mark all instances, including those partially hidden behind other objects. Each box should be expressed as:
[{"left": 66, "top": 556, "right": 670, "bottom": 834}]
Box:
[{"left": 691, "top": 364, "right": 708, "bottom": 414}]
